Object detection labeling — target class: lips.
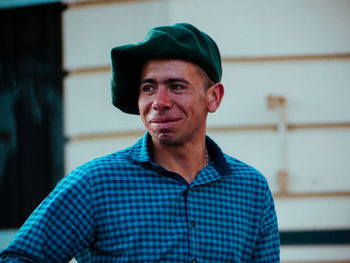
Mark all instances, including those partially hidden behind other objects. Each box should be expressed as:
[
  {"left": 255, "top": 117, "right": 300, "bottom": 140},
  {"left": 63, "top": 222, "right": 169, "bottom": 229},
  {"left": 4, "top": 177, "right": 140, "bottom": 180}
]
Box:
[
  {"left": 151, "top": 117, "right": 180, "bottom": 123},
  {"left": 150, "top": 117, "right": 182, "bottom": 129}
]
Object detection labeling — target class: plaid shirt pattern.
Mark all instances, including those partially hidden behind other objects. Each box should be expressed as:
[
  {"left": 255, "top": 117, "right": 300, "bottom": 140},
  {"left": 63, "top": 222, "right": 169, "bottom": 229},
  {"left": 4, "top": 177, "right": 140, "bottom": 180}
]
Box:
[{"left": 1, "top": 133, "right": 280, "bottom": 262}]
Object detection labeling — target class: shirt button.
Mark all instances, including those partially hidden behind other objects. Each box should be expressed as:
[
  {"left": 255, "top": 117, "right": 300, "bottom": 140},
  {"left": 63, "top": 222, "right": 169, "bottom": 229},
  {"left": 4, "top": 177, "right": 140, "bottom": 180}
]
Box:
[
  {"left": 191, "top": 220, "right": 196, "bottom": 227},
  {"left": 192, "top": 259, "right": 198, "bottom": 263}
]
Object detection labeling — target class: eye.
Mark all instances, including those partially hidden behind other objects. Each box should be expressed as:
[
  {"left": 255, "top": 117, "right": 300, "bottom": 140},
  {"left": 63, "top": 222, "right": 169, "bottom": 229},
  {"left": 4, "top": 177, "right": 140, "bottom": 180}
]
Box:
[
  {"left": 170, "top": 84, "right": 185, "bottom": 91},
  {"left": 141, "top": 84, "right": 155, "bottom": 93}
]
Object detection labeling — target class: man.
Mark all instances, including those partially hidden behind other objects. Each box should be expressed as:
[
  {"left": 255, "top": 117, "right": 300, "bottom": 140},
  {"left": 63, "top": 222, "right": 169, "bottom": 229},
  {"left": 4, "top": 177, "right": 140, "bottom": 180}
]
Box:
[{"left": 1, "top": 23, "right": 280, "bottom": 262}]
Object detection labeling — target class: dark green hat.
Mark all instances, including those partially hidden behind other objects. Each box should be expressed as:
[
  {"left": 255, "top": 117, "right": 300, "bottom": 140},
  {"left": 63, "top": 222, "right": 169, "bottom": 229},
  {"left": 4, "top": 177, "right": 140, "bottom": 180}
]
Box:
[{"left": 111, "top": 23, "right": 222, "bottom": 115}]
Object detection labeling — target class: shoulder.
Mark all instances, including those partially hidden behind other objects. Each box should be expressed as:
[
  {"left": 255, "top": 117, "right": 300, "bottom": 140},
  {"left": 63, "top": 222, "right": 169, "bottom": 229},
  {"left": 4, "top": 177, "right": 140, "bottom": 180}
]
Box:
[
  {"left": 80, "top": 147, "right": 134, "bottom": 170},
  {"left": 67, "top": 147, "right": 138, "bottom": 181},
  {"left": 61, "top": 135, "right": 150, "bottom": 190},
  {"left": 206, "top": 135, "right": 269, "bottom": 189},
  {"left": 217, "top": 154, "right": 275, "bottom": 214},
  {"left": 222, "top": 153, "right": 270, "bottom": 190}
]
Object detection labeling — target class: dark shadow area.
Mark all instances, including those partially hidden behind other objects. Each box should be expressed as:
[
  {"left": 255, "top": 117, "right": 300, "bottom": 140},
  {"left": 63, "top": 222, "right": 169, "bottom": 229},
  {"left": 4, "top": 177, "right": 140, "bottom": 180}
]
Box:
[
  {"left": 280, "top": 229, "right": 350, "bottom": 245},
  {"left": 0, "top": 2, "right": 65, "bottom": 228}
]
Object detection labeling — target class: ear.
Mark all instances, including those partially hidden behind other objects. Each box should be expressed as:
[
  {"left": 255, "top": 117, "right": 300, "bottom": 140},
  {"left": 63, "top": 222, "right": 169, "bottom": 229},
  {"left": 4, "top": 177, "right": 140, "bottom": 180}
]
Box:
[{"left": 207, "top": 83, "right": 224, "bottom": 113}]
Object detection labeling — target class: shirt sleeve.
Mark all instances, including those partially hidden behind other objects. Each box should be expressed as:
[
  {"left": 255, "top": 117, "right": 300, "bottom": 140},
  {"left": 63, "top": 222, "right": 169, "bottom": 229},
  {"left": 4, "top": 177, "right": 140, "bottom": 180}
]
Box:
[
  {"left": 249, "top": 185, "right": 280, "bottom": 262},
  {"left": 0, "top": 168, "right": 95, "bottom": 263}
]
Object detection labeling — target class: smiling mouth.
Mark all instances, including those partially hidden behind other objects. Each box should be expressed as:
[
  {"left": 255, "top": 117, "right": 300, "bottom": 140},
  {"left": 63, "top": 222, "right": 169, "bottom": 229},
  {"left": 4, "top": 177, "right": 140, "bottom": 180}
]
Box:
[
  {"left": 151, "top": 118, "right": 179, "bottom": 123},
  {"left": 150, "top": 118, "right": 181, "bottom": 127}
]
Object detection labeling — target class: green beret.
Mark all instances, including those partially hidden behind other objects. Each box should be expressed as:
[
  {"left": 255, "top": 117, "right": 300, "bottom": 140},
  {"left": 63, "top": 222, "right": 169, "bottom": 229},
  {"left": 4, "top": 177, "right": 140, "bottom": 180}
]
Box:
[{"left": 111, "top": 23, "right": 222, "bottom": 115}]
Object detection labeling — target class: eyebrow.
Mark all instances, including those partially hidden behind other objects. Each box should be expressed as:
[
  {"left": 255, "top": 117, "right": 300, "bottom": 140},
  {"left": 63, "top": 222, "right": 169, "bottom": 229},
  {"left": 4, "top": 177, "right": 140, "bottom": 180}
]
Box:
[{"left": 140, "top": 78, "right": 190, "bottom": 85}]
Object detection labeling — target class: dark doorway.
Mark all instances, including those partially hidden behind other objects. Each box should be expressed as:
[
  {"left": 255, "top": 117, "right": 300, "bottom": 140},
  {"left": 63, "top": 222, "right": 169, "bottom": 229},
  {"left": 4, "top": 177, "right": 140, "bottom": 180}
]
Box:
[{"left": 0, "top": 2, "right": 65, "bottom": 228}]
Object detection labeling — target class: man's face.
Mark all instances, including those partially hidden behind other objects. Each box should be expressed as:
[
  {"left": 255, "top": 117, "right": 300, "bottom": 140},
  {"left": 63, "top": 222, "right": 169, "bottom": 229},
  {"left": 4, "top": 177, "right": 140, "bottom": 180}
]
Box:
[{"left": 138, "top": 59, "right": 210, "bottom": 146}]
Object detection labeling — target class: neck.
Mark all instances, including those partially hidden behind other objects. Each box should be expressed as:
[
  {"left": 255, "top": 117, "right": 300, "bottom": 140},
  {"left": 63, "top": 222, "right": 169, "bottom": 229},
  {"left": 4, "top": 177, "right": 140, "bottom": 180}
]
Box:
[{"left": 151, "top": 137, "right": 208, "bottom": 184}]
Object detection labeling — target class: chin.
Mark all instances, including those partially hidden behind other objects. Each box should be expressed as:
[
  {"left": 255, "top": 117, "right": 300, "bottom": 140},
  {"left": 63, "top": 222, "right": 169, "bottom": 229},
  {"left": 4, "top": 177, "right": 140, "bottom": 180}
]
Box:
[{"left": 155, "top": 133, "right": 183, "bottom": 146}]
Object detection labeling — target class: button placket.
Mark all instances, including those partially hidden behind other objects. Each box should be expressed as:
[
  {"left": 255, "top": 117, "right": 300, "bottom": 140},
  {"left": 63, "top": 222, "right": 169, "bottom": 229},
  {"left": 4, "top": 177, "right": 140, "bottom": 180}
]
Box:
[{"left": 187, "top": 186, "right": 198, "bottom": 263}]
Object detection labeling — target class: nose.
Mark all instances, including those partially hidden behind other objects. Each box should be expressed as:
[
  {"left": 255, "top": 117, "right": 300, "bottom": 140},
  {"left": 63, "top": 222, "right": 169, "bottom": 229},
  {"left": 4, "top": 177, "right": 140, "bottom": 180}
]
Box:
[{"left": 152, "top": 87, "right": 172, "bottom": 111}]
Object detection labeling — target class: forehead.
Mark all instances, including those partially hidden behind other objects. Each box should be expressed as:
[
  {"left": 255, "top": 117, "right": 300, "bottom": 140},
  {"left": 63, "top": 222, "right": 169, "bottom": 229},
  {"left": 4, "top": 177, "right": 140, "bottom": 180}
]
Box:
[{"left": 141, "top": 59, "right": 204, "bottom": 79}]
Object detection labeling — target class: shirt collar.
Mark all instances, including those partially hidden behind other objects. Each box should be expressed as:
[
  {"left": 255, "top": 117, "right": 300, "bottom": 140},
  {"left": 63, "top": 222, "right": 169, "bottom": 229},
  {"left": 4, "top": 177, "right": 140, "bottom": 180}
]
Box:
[
  {"left": 127, "top": 132, "right": 234, "bottom": 179},
  {"left": 205, "top": 135, "right": 233, "bottom": 176},
  {"left": 127, "top": 133, "right": 151, "bottom": 163}
]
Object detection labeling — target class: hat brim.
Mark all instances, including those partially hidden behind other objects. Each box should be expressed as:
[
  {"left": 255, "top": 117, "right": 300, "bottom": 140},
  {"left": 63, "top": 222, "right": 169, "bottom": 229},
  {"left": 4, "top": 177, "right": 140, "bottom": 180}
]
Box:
[{"left": 111, "top": 47, "right": 146, "bottom": 115}]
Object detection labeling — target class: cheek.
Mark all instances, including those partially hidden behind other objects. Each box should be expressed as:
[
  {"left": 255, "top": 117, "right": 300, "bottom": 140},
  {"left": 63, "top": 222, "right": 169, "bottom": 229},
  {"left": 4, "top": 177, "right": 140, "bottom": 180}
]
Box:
[
  {"left": 138, "top": 95, "right": 147, "bottom": 111},
  {"left": 138, "top": 97, "right": 152, "bottom": 119},
  {"left": 138, "top": 106, "right": 148, "bottom": 128}
]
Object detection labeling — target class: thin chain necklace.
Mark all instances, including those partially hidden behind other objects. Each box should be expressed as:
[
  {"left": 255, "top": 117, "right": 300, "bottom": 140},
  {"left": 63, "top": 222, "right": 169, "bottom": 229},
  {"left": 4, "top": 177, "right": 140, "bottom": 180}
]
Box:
[{"left": 206, "top": 148, "right": 209, "bottom": 165}]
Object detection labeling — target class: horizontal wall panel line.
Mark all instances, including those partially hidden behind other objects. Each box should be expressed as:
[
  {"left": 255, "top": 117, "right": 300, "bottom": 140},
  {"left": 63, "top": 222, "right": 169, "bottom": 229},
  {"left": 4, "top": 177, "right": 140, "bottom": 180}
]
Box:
[
  {"left": 67, "top": 130, "right": 146, "bottom": 141},
  {"left": 287, "top": 122, "right": 350, "bottom": 130},
  {"left": 67, "top": 65, "right": 110, "bottom": 75},
  {"left": 66, "top": 122, "right": 350, "bottom": 141},
  {"left": 281, "top": 260, "right": 350, "bottom": 263},
  {"left": 65, "top": 0, "right": 157, "bottom": 9},
  {"left": 65, "top": 53, "right": 350, "bottom": 76},
  {"left": 273, "top": 192, "right": 350, "bottom": 199},
  {"left": 209, "top": 122, "right": 350, "bottom": 132},
  {"left": 222, "top": 53, "right": 350, "bottom": 63},
  {"left": 283, "top": 261, "right": 350, "bottom": 263}
]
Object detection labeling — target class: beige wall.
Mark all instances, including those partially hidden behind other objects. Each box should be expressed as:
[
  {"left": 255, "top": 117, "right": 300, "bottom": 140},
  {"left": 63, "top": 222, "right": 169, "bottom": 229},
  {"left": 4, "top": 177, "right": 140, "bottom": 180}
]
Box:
[{"left": 63, "top": 0, "right": 350, "bottom": 261}]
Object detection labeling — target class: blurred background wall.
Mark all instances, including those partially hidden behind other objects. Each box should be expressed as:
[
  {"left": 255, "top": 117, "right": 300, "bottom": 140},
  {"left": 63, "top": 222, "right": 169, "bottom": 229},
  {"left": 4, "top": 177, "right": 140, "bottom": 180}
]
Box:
[{"left": 1, "top": 0, "right": 350, "bottom": 262}]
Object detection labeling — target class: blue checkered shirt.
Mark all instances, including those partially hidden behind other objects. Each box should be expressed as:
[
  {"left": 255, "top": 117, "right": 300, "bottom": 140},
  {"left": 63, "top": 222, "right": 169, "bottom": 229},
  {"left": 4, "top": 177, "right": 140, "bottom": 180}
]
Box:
[{"left": 1, "top": 133, "right": 280, "bottom": 262}]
